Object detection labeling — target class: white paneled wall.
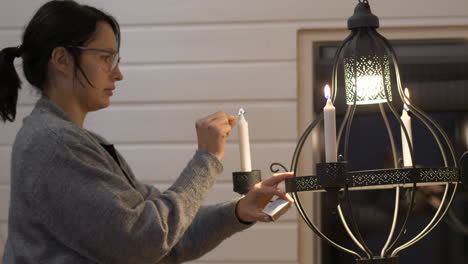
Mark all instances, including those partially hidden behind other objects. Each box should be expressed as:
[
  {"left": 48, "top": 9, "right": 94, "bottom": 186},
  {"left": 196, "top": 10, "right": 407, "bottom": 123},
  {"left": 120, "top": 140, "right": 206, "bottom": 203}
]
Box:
[{"left": 1, "top": 1, "right": 468, "bottom": 263}]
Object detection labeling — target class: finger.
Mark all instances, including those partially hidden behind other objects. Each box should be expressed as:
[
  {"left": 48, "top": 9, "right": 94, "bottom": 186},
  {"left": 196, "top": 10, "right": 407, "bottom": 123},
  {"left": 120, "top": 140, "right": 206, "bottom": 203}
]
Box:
[
  {"left": 205, "top": 111, "right": 227, "bottom": 123},
  {"left": 209, "top": 113, "right": 232, "bottom": 127},
  {"left": 256, "top": 186, "right": 285, "bottom": 197},
  {"left": 272, "top": 188, "right": 294, "bottom": 202},
  {"left": 205, "top": 117, "right": 232, "bottom": 134},
  {"left": 228, "top": 114, "right": 236, "bottom": 128},
  {"left": 219, "top": 125, "right": 232, "bottom": 137},
  {"left": 280, "top": 193, "right": 295, "bottom": 203},
  {"left": 262, "top": 172, "right": 294, "bottom": 186},
  {"left": 256, "top": 212, "right": 272, "bottom": 223},
  {"left": 259, "top": 186, "right": 294, "bottom": 203}
]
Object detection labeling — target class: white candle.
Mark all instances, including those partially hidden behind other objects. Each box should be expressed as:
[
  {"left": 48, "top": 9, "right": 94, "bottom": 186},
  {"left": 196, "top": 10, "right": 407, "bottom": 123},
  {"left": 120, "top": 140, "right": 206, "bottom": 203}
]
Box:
[
  {"left": 323, "top": 84, "right": 337, "bottom": 162},
  {"left": 237, "top": 108, "right": 252, "bottom": 172},
  {"left": 401, "top": 88, "right": 413, "bottom": 167}
]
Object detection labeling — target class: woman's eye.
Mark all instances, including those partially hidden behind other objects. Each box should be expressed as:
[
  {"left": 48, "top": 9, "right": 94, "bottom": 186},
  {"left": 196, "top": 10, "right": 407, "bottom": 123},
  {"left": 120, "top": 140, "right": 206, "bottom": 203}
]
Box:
[{"left": 102, "top": 56, "right": 111, "bottom": 62}]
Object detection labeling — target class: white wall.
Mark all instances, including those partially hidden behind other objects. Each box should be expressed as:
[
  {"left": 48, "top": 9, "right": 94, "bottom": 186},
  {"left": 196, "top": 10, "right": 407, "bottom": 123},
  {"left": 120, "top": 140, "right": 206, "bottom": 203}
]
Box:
[{"left": 1, "top": 0, "right": 468, "bottom": 263}]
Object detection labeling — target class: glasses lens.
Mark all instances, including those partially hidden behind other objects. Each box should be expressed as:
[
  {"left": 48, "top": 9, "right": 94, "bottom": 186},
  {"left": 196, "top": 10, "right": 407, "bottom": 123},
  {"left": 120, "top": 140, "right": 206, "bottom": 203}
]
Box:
[{"left": 110, "top": 53, "right": 120, "bottom": 71}]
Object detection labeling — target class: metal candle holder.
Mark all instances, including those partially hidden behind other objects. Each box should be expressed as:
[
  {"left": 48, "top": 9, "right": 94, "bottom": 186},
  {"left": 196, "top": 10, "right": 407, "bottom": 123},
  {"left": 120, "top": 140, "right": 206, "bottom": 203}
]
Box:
[
  {"left": 232, "top": 170, "right": 262, "bottom": 195},
  {"left": 267, "top": 0, "right": 466, "bottom": 263}
]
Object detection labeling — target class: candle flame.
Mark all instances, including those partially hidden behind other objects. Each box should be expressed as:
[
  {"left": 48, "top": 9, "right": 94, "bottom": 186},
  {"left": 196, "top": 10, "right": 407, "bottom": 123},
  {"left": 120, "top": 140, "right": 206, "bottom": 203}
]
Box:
[
  {"left": 238, "top": 108, "right": 246, "bottom": 116},
  {"left": 324, "top": 84, "right": 331, "bottom": 100},
  {"left": 403, "top": 88, "right": 410, "bottom": 111}
]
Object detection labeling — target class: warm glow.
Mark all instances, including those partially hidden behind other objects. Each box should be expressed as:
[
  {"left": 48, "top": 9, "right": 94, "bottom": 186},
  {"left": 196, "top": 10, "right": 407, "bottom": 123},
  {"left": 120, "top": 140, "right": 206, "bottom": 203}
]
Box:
[
  {"left": 403, "top": 88, "right": 410, "bottom": 111},
  {"left": 344, "top": 55, "right": 392, "bottom": 105},
  {"left": 324, "top": 84, "right": 331, "bottom": 100},
  {"left": 354, "top": 75, "right": 384, "bottom": 103}
]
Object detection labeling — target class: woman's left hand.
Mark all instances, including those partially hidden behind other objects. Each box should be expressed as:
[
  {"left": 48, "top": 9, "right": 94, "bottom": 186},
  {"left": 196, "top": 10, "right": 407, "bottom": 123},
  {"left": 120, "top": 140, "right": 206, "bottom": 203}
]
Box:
[{"left": 235, "top": 172, "right": 294, "bottom": 223}]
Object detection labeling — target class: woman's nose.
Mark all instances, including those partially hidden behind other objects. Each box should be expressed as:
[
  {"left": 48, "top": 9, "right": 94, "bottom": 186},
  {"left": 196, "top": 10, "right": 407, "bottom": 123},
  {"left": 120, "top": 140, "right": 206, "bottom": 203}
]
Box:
[{"left": 113, "top": 65, "right": 124, "bottom": 81}]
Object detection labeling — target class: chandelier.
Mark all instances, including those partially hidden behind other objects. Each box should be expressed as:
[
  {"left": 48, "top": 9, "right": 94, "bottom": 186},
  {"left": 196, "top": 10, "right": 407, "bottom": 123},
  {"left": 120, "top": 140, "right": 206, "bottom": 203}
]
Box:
[{"left": 233, "top": 0, "right": 467, "bottom": 263}]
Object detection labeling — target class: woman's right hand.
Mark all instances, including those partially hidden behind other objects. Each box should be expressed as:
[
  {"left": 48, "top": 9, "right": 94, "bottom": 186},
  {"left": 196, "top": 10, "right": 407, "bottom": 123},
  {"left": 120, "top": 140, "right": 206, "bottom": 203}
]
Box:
[
  {"left": 195, "top": 111, "right": 236, "bottom": 160},
  {"left": 236, "top": 172, "right": 295, "bottom": 223}
]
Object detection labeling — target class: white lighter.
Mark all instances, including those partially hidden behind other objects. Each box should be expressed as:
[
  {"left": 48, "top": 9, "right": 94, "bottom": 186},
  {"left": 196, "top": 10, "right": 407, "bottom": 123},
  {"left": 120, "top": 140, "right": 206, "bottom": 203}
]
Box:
[{"left": 262, "top": 195, "right": 293, "bottom": 221}]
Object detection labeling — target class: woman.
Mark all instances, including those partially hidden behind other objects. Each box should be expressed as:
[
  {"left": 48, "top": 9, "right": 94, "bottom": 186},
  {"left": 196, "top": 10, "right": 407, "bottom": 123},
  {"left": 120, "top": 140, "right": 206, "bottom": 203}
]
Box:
[{"left": 0, "top": 1, "right": 293, "bottom": 263}]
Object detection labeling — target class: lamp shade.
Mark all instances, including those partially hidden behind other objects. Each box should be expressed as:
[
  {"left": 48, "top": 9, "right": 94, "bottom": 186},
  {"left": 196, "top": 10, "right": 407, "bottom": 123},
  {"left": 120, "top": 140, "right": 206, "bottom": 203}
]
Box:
[
  {"left": 342, "top": 1, "right": 393, "bottom": 105},
  {"left": 343, "top": 29, "right": 392, "bottom": 105}
]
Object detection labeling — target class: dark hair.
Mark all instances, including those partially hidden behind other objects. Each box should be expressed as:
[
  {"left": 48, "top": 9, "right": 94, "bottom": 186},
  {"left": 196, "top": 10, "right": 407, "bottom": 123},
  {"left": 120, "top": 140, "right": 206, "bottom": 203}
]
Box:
[{"left": 0, "top": 0, "right": 120, "bottom": 122}]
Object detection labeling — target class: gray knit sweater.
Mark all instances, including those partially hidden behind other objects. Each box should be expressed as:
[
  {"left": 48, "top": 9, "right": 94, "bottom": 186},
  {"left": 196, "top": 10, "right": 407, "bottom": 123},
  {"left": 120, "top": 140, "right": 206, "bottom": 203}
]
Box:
[{"left": 2, "top": 99, "right": 252, "bottom": 264}]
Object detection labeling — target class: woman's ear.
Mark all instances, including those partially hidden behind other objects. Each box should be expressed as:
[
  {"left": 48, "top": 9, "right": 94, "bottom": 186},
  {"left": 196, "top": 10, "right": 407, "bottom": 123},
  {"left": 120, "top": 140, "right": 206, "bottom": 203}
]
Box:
[{"left": 49, "top": 46, "right": 73, "bottom": 75}]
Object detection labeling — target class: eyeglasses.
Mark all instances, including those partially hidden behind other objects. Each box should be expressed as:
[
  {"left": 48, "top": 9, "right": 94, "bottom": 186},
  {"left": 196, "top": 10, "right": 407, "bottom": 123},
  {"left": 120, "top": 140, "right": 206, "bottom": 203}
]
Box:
[{"left": 68, "top": 46, "right": 121, "bottom": 72}]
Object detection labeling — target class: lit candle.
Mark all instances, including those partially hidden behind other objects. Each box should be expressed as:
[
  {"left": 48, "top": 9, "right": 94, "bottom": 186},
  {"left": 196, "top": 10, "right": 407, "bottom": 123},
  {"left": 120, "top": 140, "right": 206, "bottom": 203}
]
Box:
[
  {"left": 401, "top": 88, "right": 413, "bottom": 167},
  {"left": 324, "top": 84, "right": 337, "bottom": 162},
  {"left": 237, "top": 108, "right": 252, "bottom": 172}
]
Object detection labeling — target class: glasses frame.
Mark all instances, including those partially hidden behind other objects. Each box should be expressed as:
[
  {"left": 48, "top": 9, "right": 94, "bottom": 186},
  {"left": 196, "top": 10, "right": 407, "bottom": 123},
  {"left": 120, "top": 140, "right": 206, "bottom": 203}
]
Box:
[{"left": 67, "top": 45, "right": 121, "bottom": 72}]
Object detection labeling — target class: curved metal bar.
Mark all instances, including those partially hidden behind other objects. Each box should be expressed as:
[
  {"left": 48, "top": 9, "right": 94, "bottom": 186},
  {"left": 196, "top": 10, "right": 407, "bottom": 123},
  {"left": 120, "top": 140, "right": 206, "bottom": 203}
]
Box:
[
  {"left": 290, "top": 113, "right": 324, "bottom": 171},
  {"left": 378, "top": 32, "right": 458, "bottom": 168},
  {"left": 384, "top": 57, "right": 452, "bottom": 255},
  {"left": 343, "top": 29, "right": 361, "bottom": 161},
  {"left": 270, "top": 163, "right": 289, "bottom": 174},
  {"left": 337, "top": 105, "right": 352, "bottom": 150},
  {"left": 342, "top": 184, "right": 374, "bottom": 258},
  {"left": 367, "top": 30, "right": 418, "bottom": 257},
  {"left": 378, "top": 29, "right": 460, "bottom": 235},
  {"left": 378, "top": 103, "right": 401, "bottom": 257},
  {"left": 336, "top": 28, "right": 374, "bottom": 257},
  {"left": 291, "top": 191, "right": 363, "bottom": 258},
  {"left": 333, "top": 34, "right": 355, "bottom": 154},
  {"left": 333, "top": 33, "right": 355, "bottom": 154},
  {"left": 386, "top": 95, "right": 457, "bottom": 255},
  {"left": 380, "top": 187, "right": 400, "bottom": 257},
  {"left": 405, "top": 107, "right": 448, "bottom": 166},
  {"left": 329, "top": 28, "right": 380, "bottom": 257},
  {"left": 373, "top": 31, "right": 459, "bottom": 257},
  {"left": 461, "top": 151, "right": 468, "bottom": 165},
  {"left": 383, "top": 183, "right": 417, "bottom": 257},
  {"left": 343, "top": 93, "right": 357, "bottom": 162},
  {"left": 391, "top": 183, "right": 455, "bottom": 256},
  {"left": 332, "top": 31, "right": 355, "bottom": 103},
  {"left": 392, "top": 183, "right": 458, "bottom": 256},
  {"left": 388, "top": 100, "right": 458, "bottom": 255},
  {"left": 368, "top": 30, "right": 416, "bottom": 170},
  {"left": 391, "top": 184, "right": 459, "bottom": 255},
  {"left": 398, "top": 80, "right": 456, "bottom": 167},
  {"left": 288, "top": 113, "right": 363, "bottom": 258},
  {"left": 379, "top": 104, "right": 398, "bottom": 169},
  {"left": 337, "top": 204, "right": 371, "bottom": 258}
]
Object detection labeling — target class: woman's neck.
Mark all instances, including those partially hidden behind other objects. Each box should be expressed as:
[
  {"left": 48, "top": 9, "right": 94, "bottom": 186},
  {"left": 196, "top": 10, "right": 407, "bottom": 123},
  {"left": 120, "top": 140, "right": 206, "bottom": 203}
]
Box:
[{"left": 43, "top": 92, "right": 87, "bottom": 128}]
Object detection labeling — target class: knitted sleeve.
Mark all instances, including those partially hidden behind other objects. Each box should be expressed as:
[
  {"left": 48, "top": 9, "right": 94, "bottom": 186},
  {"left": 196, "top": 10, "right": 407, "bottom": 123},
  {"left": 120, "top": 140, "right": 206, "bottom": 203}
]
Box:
[{"left": 141, "top": 183, "right": 254, "bottom": 263}]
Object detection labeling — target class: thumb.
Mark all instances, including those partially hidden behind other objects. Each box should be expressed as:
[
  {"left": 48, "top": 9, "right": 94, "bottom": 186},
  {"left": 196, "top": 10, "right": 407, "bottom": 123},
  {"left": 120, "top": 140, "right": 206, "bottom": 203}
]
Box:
[{"left": 228, "top": 115, "right": 236, "bottom": 128}]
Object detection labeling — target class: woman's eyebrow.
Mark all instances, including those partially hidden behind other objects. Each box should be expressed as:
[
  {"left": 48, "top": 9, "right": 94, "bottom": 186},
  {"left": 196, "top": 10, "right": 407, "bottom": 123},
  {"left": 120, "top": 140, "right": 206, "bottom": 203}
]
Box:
[
  {"left": 89, "top": 45, "right": 117, "bottom": 53},
  {"left": 103, "top": 47, "right": 117, "bottom": 53}
]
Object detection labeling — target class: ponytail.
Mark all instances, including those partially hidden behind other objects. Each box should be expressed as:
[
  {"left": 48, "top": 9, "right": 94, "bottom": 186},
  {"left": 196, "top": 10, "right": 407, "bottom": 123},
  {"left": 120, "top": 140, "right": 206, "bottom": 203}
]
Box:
[
  {"left": 0, "top": 46, "right": 22, "bottom": 122},
  {"left": 0, "top": 1, "right": 122, "bottom": 123}
]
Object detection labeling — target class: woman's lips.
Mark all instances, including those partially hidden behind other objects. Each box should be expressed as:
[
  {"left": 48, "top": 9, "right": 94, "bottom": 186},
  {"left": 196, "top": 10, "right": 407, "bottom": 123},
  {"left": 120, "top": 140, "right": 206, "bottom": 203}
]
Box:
[{"left": 104, "top": 88, "right": 114, "bottom": 96}]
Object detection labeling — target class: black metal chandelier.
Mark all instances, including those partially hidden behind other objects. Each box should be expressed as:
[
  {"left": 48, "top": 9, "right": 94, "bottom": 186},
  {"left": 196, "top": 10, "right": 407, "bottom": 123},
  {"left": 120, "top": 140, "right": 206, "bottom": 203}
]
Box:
[{"left": 233, "top": 0, "right": 468, "bottom": 263}]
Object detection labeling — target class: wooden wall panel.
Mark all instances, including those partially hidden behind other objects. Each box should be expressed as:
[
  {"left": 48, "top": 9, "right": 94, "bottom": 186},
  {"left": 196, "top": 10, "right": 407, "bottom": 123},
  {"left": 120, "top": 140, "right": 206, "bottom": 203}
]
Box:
[
  {"left": 84, "top": 103, "right": 296, "bottom": 143},
  {"left": 1, "top": 0, "right": 467, "bottom": 28}
]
